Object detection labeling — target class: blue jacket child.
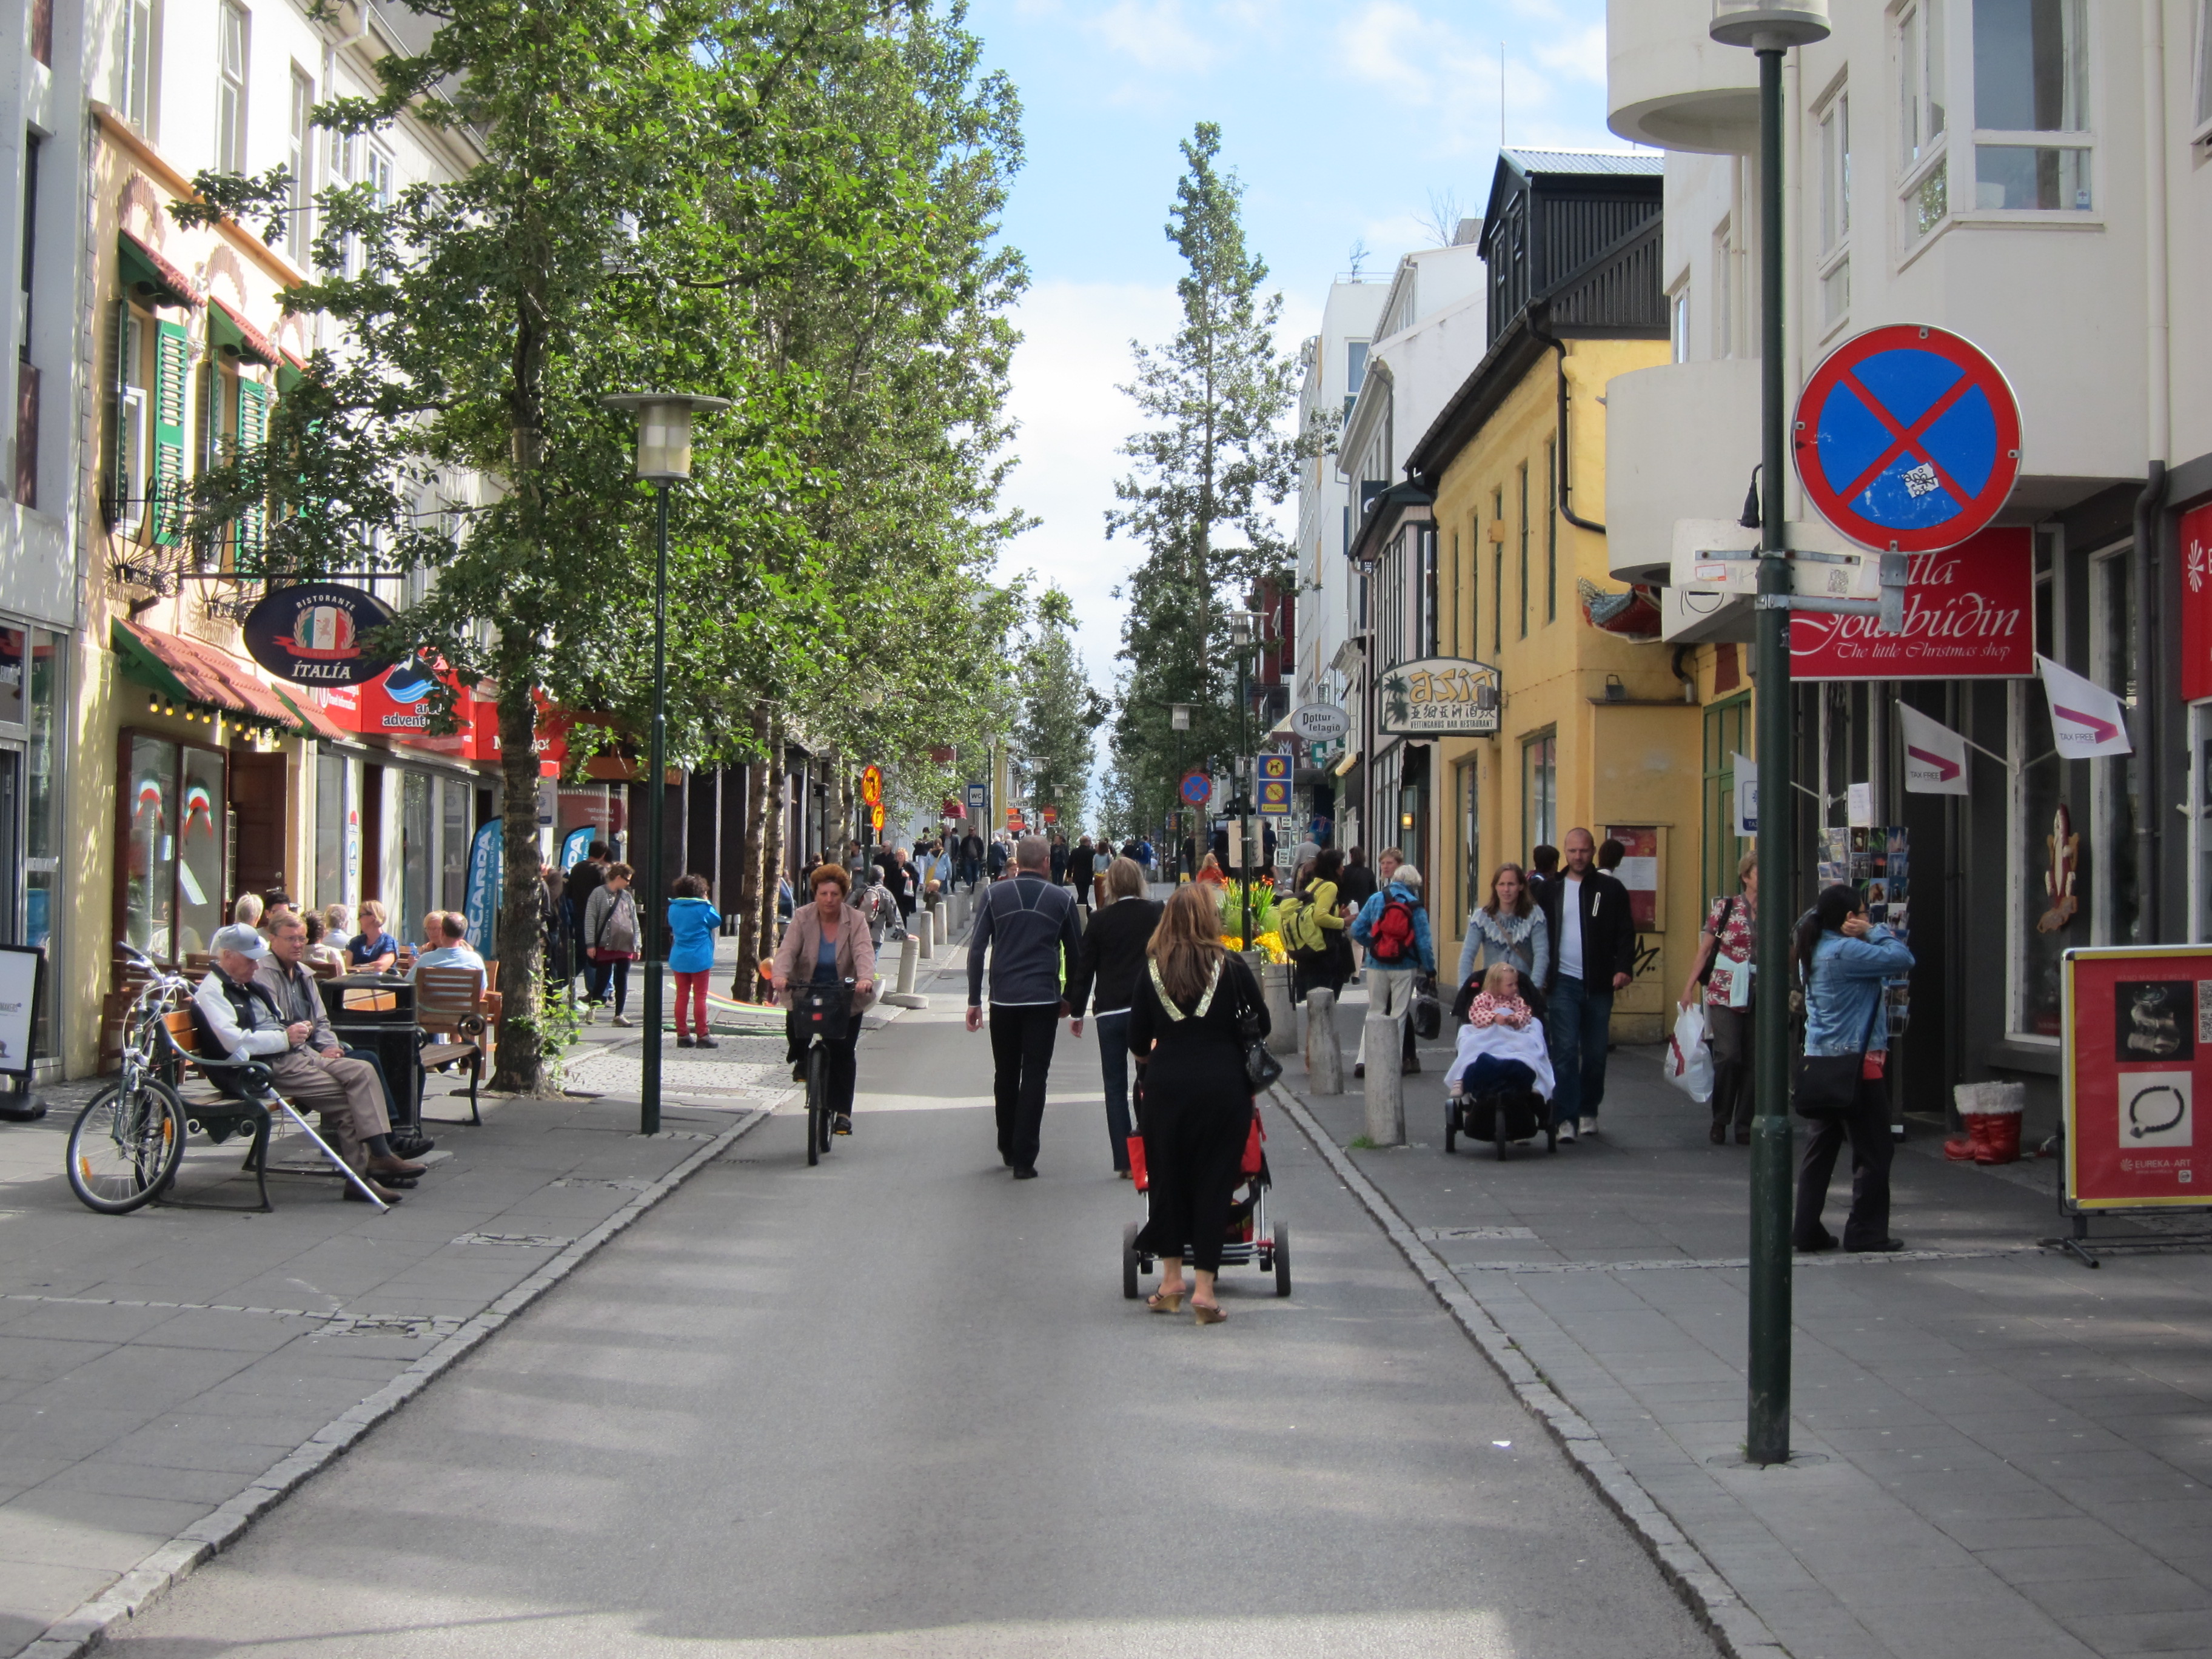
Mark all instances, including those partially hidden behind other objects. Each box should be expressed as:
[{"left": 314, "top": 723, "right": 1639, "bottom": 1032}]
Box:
[{"left": 666, "top": 894, "right": 725, "bottom": 975}]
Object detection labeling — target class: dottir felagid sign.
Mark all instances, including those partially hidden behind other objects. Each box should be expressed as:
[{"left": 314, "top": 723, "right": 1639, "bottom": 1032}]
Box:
[{"left": 2063, "top": 946, "right": 2212, "bottom": 1210}]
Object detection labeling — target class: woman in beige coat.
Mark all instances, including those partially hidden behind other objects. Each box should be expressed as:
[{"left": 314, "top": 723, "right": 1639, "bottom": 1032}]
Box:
[{"left": 770, "top": 863, "right": 879, "bottom": 1136}]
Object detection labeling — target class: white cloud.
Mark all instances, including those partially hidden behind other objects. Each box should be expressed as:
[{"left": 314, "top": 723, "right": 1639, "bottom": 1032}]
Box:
[
  {"left": 1336, "top": 1, "right": 1436, "bottom": 103},
  {"left": 1531, "top": 21, "right": 1606, "bottom": 85},
  {"left": 1084, "top": 0, "right": 1221, "bottom": 73}
]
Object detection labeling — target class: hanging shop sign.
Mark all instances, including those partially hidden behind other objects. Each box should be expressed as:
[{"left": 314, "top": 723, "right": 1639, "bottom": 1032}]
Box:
[
  {"left": 1374, "top": 657, "right": 1502, "bottom": 737},
  {"left": 1789, "top": 527, "right": 2033, "bottom": 680},
  {"left": 1792, "top": 323, "right": 2022, "bottom": 554},
  {"left": 241, "top": 583, "right": 400, "bottom": 686},
  {"left": 2062, "top": 946, "right": 2212, "bottom": 1210},
  {"left": 2176, "top": 501, "right": 2212, "bottom": 702},
  {"left": 1289, "top": 703, "right": 1350, "bottom": 742}
]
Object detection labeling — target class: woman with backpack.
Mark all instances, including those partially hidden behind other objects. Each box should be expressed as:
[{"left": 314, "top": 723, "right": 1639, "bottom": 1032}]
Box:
[
  {"left": 1282, "top": 848, "right": 1352, "bottom": 1002},
  {"left": 581, "top": 863, "right": 642, "bottom": 1026},
  {"left": 1456, "top": 862, "right": 1550, "bottom": 1003},
  {"left": 1350, "top": 863, "right": 1434, "bottom": 1078}
]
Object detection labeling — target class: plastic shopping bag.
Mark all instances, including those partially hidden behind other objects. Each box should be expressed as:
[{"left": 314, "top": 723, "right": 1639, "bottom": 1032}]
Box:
[{"left": 1664, "top": 1002, "right": 1714, "bottom": 1103}]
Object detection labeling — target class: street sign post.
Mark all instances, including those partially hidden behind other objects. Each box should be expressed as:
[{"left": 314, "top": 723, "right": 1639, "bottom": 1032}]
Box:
[
  {"left": 1793, "top": 324, "right": 2022, "bottom": 554},
  {"left": 1255, "top": 754, "right": 1292, "bottom": 816}
]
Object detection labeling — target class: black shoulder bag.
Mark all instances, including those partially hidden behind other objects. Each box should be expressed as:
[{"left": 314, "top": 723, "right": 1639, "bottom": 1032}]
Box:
[
  {"left": 1792, "top": 957, "right": 1885, "bottom": 1120},
  {"left": 1232, "top": 959, "right": 1284, "bottom": 1091}
]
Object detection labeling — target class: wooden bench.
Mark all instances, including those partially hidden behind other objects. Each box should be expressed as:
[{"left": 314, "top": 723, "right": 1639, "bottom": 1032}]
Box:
[{"left": 415, "top": 966, "right": 488, "bottom": 1125}]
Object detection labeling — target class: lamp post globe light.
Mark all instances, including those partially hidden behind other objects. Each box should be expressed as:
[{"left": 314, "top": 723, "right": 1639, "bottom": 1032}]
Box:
[
  {"left": 1706, "top": 0, "right": 1826, "bottom": 1469},
  {"left": 598, "top": 392, "right": 731, "bottom": 1136}
]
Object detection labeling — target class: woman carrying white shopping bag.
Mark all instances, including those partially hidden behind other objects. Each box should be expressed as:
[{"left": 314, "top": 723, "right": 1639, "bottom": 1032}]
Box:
[{"left": 1678, "top": 850, "right": 1757, "bottom": 1144}]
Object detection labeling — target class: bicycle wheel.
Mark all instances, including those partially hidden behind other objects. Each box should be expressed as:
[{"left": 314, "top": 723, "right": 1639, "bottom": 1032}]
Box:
[
  {"left": 814, "top": 1048, "right": 836, "bottom": 1157},
  {"left": 805, "top": 1047, "right": 825, "bottom": 1167},
  {"left": 67, "top": 1079, "right": 187, "bottom": 1215}
]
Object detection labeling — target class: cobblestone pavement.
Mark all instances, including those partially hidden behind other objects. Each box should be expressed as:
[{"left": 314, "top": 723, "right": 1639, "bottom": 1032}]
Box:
[
  {"left": 1285, "top": 983, "right": 2212, "bottom": 1659},
  {"left": 0, "top": 1021, "right": 793, "bottom": 1658}
]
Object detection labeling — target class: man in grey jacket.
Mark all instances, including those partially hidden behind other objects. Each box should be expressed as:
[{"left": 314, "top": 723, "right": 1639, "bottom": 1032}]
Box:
[{"left": 965, "top": 834, "right": 1085, "bottom": 1179}]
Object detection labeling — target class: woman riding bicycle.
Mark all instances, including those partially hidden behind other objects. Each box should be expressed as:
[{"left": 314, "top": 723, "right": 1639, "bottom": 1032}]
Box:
[{"left": 769, "top": 863, "right": 877, "bottom": 1138}]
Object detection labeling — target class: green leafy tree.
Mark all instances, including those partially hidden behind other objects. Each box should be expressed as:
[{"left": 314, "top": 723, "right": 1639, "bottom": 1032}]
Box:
[
  {"left": 1105, "top": 122, "right": 1309, "bottom": 843},
  {"left": 1016, "top": 588, "right": 1105, "bottom": 830}
]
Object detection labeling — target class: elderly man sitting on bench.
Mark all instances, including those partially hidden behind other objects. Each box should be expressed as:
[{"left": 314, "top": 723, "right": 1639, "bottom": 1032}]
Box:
[{"left": 193, "top": 924, "right": 424, "bottom": 1204}]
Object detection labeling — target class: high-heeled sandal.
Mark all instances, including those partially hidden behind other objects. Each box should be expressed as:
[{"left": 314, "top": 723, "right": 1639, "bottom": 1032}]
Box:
[
  {"left": 1192, "top": 1301, "right": 1225, "bottom": 1324},
  {"left": 1147, "top": 1287, "right": 1186, "bottom": 1313}
]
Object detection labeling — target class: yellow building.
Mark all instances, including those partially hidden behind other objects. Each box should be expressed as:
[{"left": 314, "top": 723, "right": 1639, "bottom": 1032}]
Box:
[{"left": 1349, "top": 153, "right": 1703, "bottom": 1042}]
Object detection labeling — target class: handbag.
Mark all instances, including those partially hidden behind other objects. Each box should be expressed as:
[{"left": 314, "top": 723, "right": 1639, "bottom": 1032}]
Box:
[
  {"left": 1410, "top": 973, "right": 1442, "bottom": 1041},
  {"left": 1792, "top": 958, "right": 1886, "bottom": 1120},
  {"left": 1232, "top": 962, "right": 1284, "bottom": 1091}
]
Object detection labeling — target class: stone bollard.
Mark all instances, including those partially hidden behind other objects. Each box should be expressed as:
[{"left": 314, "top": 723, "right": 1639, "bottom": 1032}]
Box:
[
  {"left": 1362, "top": 1013, "right": 1404, "bottom": 1145},
  {"left": 1307, "top": 988, "right": 1344, "bottom": 1094},
  {"left": 1262, "top": 964, "right": 1298, "bottom": 1055},
  {"left": 916, "top": 908, "right": 935, "bottom": 960},
  {"left": 880, "top": 934, "right": 927, "bottom": 1008}
]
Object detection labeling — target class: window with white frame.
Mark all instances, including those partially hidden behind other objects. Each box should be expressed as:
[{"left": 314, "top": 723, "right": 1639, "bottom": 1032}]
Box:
[
  {"left": 286, "top": 70, "right": 314, "bottom": 263},
  {"left": 1896, "top": 0, "right": 1949, "bottom": 246},
  {"left": 116, "top": 0, "right": 157, "bottom": 134},
  {"left": 216, "top": 2, "right": 249, "bottom": 175},
  {"left": 1668, "top": 277, "right": 1690, "bottom": 362},
  {"left": 327, "top": 119, "right": 356, "bottom": 276},
  {"left": 1816, "top": 90, "right": 1851, "bottom": 327},
  {"left": 1971, "top": 0, "right": 2091, "bottom": 212}
]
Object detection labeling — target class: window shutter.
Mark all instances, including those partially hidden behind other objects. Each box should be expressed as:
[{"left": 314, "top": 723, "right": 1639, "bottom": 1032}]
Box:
[
  {"left": 151, "top": 320, "right": 188, "bottom": 545},
  {"left": 236, "top": 377, "right": 266, "bottom": 559}
]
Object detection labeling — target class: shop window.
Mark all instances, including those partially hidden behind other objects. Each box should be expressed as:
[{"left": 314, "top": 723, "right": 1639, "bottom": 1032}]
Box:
[
  {"left": 1701, "top": 697, "right": 1752, "bottom": 910},
  {"left": 1523, "top": 731, "right": 1557, "bottom": 859},
  {"left": 2193, "top": 702, "right": 2212, "bottom": 943},
  {"left": 313, "top": 751, "right": 347, "bottom": 911},
  {"left": 440, "top": 778, "right": 469, "bottom": 911},
  {"left": 1456, "top": 756, "right": 1480, "bottom": 928},
  {"left": 401, "top": 770, "right": 433, "bottom": 941},
  {"left": 2009, "top": 545, "right": 2061, "bottom": 1037},
  {"left": 25, "top": 629, "right": 58, "bottom": 1054},
  {"left": 2090, "top": 547, "right": 2140, "bottom": 945},
  {"left": 119, "top": 732, "right": 226, "bottom": 965}
]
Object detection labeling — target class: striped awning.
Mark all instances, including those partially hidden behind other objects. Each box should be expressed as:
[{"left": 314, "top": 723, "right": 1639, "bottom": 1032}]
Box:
[{"left": 113, "top": 618, "right": 344, "bottom": 739}]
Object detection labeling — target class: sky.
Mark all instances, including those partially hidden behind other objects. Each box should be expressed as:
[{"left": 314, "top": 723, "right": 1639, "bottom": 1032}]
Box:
[{"left": 971, "top": 0, "right": 1624, "bottom": 780}]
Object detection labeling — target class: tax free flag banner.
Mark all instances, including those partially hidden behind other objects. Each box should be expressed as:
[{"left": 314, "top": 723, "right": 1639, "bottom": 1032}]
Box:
[
  {"left": 2036, "top": 654, "right": 2134, "bottom": 759},
  {"left": 1896, "top": 704, "right": 1971, "bottom": 795}
]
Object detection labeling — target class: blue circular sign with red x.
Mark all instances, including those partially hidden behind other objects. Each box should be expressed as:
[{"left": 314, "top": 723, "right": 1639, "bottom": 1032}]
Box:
[{"left": 1793, "top": 324, "right": 2022, "bottom": 554}]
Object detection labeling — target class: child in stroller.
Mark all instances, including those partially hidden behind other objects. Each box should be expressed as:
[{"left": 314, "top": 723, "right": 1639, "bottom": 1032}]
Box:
[{"left": 1445, "top": 962, "right": 1558, "bottom": 1156}]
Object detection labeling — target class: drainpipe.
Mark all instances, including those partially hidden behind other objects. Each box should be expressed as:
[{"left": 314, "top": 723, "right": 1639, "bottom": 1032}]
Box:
[
  {"left": 2137, "top": 0, "right": 2171, "bottom": 935},
  {"left": 1526, "top": 301, "right": 1604, "bottom": 534},
  {"left": 1671, "top": 645, "right": 1698, "bottom": 704}
]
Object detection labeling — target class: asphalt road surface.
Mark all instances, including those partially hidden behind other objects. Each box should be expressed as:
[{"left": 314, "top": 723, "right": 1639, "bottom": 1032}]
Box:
[{"left": 110, "top": 998, "right": 1717, "bottom": 1658}]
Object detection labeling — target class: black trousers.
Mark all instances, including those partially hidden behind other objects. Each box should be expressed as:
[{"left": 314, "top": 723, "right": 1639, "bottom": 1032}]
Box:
[
  {"left": 1794, "top": 1073, "right": 1894, "bottom": 1250},
  {"left": 786, "top": 1013, "right": 860, "bottom": 1116},
  {"left": 1706, "top": 1003, "right": 1754, "bottom": 1134},
  {"left": 988, "top": 1003, "right": 1059, "bottom": 1171}
]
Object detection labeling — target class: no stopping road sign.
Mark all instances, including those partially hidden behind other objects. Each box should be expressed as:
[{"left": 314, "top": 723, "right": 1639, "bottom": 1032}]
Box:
[{"left": 1793, "top": 324, "right": 2021, "bottom": 554}]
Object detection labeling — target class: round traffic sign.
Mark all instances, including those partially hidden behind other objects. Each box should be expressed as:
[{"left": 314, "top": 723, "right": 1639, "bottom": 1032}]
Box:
[
  {"left": 1179, "top": 769, "right": 1212, "bottom": 807},
  {"left": 859, "top": 765, "right": 882, "bottom": 806},
  {"left": 1792, "top": 324, "right": 2021, "bottom": 554}
]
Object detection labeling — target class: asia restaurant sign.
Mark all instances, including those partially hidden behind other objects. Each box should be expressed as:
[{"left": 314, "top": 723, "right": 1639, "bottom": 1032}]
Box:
[
  {"left": 1375, "top": 657, "right": 1502, "bottom": 737},
  {"left": 1789, "top": 527, "right": 2033, "bottom": 680}
]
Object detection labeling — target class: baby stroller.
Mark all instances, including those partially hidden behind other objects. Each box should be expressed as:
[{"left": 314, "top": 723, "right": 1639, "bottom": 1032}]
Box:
[
  {"left": 1447, "top": 1058, "right": 1557, "bottom": 1159},
  {"left": 1121, "top": 1093, "right": 1291, "bottom": 1300}
]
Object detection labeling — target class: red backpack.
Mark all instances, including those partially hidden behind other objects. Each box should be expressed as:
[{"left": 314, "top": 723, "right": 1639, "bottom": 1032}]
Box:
[{"left": 1369, "top": 894, "right": 1416, "bottom": 964}]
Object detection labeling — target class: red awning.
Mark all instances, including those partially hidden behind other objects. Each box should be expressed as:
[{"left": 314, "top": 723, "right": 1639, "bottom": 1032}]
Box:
[
  {"left": 209, "top": 295, "right": 280, "bottom": 367},
  {"left": 119, "top": 229, "right": 202, "bottom": 310},
  {"left": 113, "top": 619, "right": 322, "bottom": 733}
]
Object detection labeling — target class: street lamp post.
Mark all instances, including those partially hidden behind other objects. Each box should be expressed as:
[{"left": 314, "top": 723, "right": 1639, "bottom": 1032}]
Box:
[
  {"left": 599, "top": 392, "right": 731, "bottom": 1137},
  {"left": 1708, "top": 0, "right": 1830, "bottom": 1467}
]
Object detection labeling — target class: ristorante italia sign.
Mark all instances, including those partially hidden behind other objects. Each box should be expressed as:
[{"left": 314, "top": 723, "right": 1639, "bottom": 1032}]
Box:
[
  {"left": 241, "top": 583, "right": 398, "bottom": 686},
  {"left": 1790, "top": 526, "right": 2032, "bottom": 680}
]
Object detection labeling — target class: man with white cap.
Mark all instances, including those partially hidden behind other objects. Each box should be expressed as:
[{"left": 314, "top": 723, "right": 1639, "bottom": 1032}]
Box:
[{"left": 193, "top": 924, "right": 421, "bottom": 1203}]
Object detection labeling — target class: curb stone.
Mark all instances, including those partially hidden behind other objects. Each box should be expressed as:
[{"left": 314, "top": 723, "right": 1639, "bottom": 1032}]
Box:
[
  {"left": 1268, "top": 1082, "right": 1789, "bottom": 1659},
  {"left": 11, "top": 1102, "right": 776, "bottom": 1659}
]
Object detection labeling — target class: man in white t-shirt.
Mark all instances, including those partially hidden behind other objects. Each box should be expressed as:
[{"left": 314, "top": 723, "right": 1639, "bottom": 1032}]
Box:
[{"left": 1539, "top": 828, "right": 1635, "bottom": 1143}]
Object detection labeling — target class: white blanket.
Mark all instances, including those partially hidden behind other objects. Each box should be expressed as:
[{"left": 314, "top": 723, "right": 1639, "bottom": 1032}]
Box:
[{"left": 1446, "top": 1017, "right": 1555, "bottom": 1100}]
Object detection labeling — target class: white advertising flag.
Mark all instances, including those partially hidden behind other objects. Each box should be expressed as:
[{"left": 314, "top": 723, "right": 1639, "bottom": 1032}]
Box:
[
  {"left": 1732, "top": 753, "right": 1758, "bottom": 837},
  {"left": 1895, "top": 704, "right": 1972, "bottom": 796},
  {"left": 2036, "top": 654, "right": 2134, "bottom": 759}
]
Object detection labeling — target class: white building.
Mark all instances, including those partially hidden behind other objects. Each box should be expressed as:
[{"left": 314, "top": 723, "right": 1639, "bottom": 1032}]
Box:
[{"left": 1601, "top": 0, "right": 2212, "bottom": 1121}]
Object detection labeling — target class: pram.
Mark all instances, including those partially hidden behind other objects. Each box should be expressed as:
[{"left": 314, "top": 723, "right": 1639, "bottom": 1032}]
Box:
[
  {"left": 1121, "top": 1093, "right": 1291, "bottom": 1300},
  {"left": 1444, "top": 1013, "right": 1559, "bottom": 1161}
]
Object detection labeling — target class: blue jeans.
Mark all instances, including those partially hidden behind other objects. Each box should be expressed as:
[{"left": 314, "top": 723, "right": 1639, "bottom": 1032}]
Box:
[
  {"left": 1096, "top": 1012, "right": 1136, "bottom": 1170},
  {"left": 1546, "top": 974, "right": 1614, "bottom": 1128}
]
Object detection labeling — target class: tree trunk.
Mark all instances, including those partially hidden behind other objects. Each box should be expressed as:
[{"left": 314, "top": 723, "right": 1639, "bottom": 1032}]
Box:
[
  {"left": 491, "top": 679, "right": 549, "bottom": 1094},
  {"left": 732, "top": 703, "right": 770, "bottom": 1000},
  {"left": 757, "top": 722, "right": 786, "bottom": 980}
]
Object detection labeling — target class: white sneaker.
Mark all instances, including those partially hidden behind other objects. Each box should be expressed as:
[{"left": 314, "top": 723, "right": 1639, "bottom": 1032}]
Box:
[
  {"left": 1557, "top": 1123, "right": 1578, "bottom": 1144},
  {"left": 612, "top": 1014, "right": 634, "bottom": 1028},
  {"left": 1580, "top": 1116, "right": 1599, "bottom": 1136}
]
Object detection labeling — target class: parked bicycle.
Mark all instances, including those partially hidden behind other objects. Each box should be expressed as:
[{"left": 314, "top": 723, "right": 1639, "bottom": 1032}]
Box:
[
  {"left": 793, "top": 976, "right": 854, "bottom": 1168},
  {"left": 65, "top": 945, "right": 191, "bottom": 1213}
]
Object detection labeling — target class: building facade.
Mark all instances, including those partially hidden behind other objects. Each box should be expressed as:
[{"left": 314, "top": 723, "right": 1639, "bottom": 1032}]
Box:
[{"left": 1604, "top": 0, "right": 2212, "bottom": 1125}]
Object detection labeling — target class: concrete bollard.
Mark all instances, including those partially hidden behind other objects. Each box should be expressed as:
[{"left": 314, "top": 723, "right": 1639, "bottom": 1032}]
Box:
[
  {"left": 1307, "top": 988, "right": 1344, "bottom": 1094},
  {"left": 1262, "top": 964, "right": 1299, "bottom": 1055},
  {"left": 916, "top": 909, "right": 934, "bottom": 960},
  {"left": 1362, "top": 1013, "right": 1404, "bottom": 1145},
  {"left": 880, "top": 934, "right": 927, "bottom": 1008}
]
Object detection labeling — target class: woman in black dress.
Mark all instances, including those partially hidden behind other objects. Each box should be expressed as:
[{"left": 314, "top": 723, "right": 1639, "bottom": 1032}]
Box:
[{"left": 1130, "top": 882, "right": 1269, "bottom": 1324}]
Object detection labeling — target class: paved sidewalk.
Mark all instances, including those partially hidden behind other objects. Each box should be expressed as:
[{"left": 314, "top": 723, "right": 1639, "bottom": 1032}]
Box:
[
  {"left": 1282, "top": 984, "right": 2212, "bottom": 1659},
  {"left": 0, "top": 1017, "right": 802, "bottom": 1658}
]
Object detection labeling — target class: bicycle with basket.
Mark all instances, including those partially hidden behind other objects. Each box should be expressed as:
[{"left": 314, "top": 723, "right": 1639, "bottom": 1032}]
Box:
[{"left": 792, "top": 976, "right": 852, "bottom": 1168}]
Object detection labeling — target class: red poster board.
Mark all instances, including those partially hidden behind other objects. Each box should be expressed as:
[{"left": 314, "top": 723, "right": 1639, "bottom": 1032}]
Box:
[
  {"left": 1602, "top": 825, "right": 1661, "bottom": 930},
  {"left": 1789, "top": 526, "right": 2033, "bottom": 680},
  {"left": 2063, "top": 946, "right": 2212, "bottom": 1210},
  {"left": 2179, "top": 501, "right": 2212, "bottom": 703}
]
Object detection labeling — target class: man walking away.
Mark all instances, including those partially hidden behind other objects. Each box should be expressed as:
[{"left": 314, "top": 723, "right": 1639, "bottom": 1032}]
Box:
[
  {"left": 1539, "top": 828, "right": 1635, "bottom": 1143},
  {"left": 965, "top": 834, "right": 1085, "bottom": 1179},
  {"left": 987, "top": 836, "right": 1010, "bottom": 881},
  {"left": 961, "top": 830, "right": 984, "bottom": 891},
  {"left": 1338, "top": 847, "right": 1378, "bottom": 983},
  {"left": 1049, "top": 833, "right": 1070, "bottom": 889},
  {"left": 1068, "top": 836, "right": 1099, "bottom": 919}
]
